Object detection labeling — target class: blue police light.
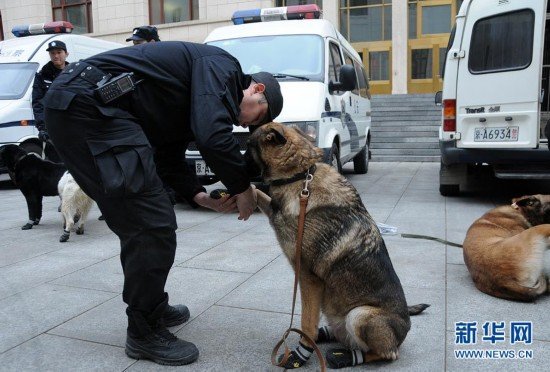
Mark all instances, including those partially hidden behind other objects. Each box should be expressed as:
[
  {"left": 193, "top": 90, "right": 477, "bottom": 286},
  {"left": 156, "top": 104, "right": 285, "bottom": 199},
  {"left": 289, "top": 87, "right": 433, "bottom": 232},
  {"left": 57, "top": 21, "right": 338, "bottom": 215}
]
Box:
[
  {"left": 231, "top": 5, "right": 321, "bottom": 25},
  {"left": 12, "top": 21, "right": 74, "bottom": 37},
  {"left": 231, "top": 8, "right": 262, "bottom": 25}
]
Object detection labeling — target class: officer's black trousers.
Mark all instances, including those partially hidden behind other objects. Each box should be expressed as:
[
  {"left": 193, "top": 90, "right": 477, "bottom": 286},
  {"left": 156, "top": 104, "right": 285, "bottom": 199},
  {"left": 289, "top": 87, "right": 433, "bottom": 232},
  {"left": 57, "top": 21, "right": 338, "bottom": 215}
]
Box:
[{"left": 45, "top": 93, "right": 177, "bottom": 336}]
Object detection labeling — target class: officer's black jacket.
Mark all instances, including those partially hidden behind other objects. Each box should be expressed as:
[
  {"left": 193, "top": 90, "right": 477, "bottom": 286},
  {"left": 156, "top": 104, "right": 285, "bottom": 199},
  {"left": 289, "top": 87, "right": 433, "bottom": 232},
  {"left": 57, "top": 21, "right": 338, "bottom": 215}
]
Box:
[
  {"left": 85, "top": 41, "right": 251, "bottom": 196},
  {"left": 32, "top": 61, "right": 67, "bottom": 132}
]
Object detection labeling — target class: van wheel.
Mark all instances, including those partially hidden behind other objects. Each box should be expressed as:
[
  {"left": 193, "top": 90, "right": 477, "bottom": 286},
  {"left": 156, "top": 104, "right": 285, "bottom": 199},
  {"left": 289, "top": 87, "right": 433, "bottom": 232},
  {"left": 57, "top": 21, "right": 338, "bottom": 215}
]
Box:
[
  {"left": 329, "top": 142, "right": 342, "bottom": 174},
  {"left": 20, "top": 142, "right": 43, "bottom": 159},
  {"left": 439, "top": 184, "right": 459, "bottom": 196},
  {"left": 353, "top": 142, "right": 369, "bottom": 174}
]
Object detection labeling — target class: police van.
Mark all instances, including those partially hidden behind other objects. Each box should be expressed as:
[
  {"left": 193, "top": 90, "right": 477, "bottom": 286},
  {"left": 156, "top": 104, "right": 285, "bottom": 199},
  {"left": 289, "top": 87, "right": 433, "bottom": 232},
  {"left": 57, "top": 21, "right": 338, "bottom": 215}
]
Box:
[
  {"left": 188, "top": 4, "right": 372, "bottom": 183},
  {"left": 437, "top": 0, "right": 550, "bottom": 196},
  {"left": 0, "top": 22, "right": 122, "bottom": 174}
]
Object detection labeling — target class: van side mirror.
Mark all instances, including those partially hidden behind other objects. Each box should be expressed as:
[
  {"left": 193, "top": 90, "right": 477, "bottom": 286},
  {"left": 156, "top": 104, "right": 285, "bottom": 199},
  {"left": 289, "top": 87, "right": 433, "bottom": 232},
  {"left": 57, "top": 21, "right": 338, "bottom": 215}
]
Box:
[
  {"left": 329, "top": 65, "right": 356, "bottom": 94},
  {"left": 435, "top": 91, "right": 442, "bottom": 106}
]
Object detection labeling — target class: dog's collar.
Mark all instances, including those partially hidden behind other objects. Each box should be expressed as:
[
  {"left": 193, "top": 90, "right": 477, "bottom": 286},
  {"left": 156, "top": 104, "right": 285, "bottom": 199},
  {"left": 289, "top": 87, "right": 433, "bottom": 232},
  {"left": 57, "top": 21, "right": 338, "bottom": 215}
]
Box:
[{"left": 270, "top": 165, "right": 317, "bottom": 186}]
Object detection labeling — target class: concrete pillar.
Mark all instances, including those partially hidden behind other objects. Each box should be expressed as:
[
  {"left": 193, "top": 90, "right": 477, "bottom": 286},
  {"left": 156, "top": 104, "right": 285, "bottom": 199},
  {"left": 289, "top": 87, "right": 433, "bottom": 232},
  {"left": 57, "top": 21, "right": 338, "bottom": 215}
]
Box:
[
  {"left": 392, "top": 0, "right": 408, "bottom": 94},
  {"left": 322, "top": 0, "right": 338, "bottom": 27}
]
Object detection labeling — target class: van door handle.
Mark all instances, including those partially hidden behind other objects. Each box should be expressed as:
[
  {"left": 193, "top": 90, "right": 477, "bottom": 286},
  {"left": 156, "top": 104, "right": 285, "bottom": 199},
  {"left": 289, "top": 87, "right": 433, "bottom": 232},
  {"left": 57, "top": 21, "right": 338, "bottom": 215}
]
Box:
[
  {"left": 505, "top": 117, "right": 513, "bottom": 121},
  {"left": 479, "top": 118, "right": 486, "bottom": 123},
  {"left": 349, "top": 97, "right": 352, "bottom": 106}
]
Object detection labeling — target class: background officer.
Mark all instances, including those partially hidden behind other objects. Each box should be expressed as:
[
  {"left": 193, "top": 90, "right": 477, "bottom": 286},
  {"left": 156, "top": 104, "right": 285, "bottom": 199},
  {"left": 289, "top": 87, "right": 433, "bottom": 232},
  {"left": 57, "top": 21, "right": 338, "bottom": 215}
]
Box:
[
  {"left": 43, "top": 41, "right": 283, "bottom": 366},
  {"left": 126, "top": 25, "right": 160, "bottom": 45},
  {"left": 32, "top": 40, "right": 69, "bottom": 163}
]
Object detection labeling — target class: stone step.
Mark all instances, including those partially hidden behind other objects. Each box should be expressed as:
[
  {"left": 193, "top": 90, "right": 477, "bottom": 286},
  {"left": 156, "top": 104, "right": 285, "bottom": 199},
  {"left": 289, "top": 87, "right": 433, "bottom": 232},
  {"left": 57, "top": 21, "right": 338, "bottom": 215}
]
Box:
[
  {"left": 371, "top": 155, "right": 440, "bottom": 162},
  {"left": 372, "top": 136, "right": 438, "bottom": 143},
  {"left": 371, "top": 142, "right": 440, "bottom": 149},
  {"left": 373, "top": 106, "right": 441, "bottom": 112},
  {"left": 373, "top": 94, "right": 435, "bottom": 100},
  {"left": 371, "top": 127, "right": 439, "bottom": 133},
  {"left": 372, "top": 148, "right": 441, "bottom": 155},
  {"left": 372, "top": 115, "right": 441, "bottom": 121}
]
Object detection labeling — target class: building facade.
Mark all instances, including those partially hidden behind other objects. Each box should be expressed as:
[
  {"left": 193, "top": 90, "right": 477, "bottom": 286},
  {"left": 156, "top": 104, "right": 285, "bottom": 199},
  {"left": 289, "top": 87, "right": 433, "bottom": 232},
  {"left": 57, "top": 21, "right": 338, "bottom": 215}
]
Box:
[{"left": 0, "top": 0, "right": 462, "bottom": 94}]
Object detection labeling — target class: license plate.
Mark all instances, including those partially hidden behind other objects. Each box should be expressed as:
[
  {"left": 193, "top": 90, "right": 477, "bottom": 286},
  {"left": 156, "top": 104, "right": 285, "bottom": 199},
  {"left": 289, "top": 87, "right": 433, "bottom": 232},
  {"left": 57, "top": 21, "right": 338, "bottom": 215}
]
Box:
[
  {"left": 474, "top": 126, "right": 519, "bottom": 142},
  {"left": 195, "top": 160, "right": 214, "bottom": 176}
]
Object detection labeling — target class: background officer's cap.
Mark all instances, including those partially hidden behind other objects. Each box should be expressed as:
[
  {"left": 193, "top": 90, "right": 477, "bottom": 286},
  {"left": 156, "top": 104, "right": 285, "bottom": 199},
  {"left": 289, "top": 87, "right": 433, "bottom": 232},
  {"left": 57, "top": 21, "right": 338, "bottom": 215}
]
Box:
[
  {"left": 46, "top": 40, "right": 67, "bottom": 52},
  {"left": 251, "top": 72, "right": 283, "bottom": 125},
  {"left": 126, "top": 26, "right": 160, "bottom": 42}
]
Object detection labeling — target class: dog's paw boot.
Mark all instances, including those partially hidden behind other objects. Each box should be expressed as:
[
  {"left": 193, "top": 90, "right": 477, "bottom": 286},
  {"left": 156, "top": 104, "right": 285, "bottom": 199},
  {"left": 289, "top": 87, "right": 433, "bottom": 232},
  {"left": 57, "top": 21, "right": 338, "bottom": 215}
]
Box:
[
  {"left": 21, "top": 223, "right": 34, "bottom": 230},
  {"left": 277, "top": 342, "right": 313, "bottom": 369},
  {"left": 59, "top": 231, "right": 70, "bottom": 242},
  {"left": 76, "top": 227, "right": 84, "bottom": 235},
  {"left": 326, "top": 348, "right": 363, "bottom": 369},
  {"left": 317, "top": 326, "right": 336, "bottom": 343}
]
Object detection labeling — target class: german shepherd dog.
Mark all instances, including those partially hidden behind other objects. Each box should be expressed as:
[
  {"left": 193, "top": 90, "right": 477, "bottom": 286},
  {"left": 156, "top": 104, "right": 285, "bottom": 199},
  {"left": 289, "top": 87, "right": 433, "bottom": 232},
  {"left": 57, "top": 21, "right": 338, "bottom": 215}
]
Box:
[
  {"left": 463, "top": 195, "right": 550, "bottom": 302},
  {"left": 246, "top": 123, "right": 429, "bottom": 369},
  {"left": 0, "top": 144, "right": 66, "bottom": 229}
]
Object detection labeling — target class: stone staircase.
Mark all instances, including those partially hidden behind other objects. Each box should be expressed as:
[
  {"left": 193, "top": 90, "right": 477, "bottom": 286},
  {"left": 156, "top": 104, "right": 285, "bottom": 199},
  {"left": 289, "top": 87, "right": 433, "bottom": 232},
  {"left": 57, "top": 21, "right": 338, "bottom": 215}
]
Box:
[{"left": 370, "top": 94, "right": 442, "bottom": 162}]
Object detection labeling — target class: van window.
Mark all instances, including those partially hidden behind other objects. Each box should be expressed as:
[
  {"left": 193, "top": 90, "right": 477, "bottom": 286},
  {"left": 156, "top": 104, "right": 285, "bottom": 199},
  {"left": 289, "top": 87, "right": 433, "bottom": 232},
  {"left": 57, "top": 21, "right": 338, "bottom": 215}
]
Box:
[
  {"left": 441, "top": 24, "right": 456, "bottom": 79},
  {"left": 469, "top": 9, "right": 534, "bottom": 74},
  {"left": 208, "top": 35, "right": 324, "bottom": 81},
  {"left": 328, "top": 42, "right": 343, "bottom": 84},
  {"left": 353, "top": 60, "right": 369, "bottom": 99},
  {"left": 0, "top": 63, "right": 38, "bottom": 100},
  {"left": 344, "top": 52, "right": 360, "bottom": 95}
]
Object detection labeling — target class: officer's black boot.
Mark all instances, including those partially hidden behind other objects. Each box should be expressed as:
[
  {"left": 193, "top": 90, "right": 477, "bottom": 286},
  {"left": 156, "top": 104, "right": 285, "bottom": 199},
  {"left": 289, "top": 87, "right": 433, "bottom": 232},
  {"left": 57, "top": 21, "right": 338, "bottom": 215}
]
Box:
[
  {"left": 162, "top": 304, "right": 190, "bottom": 327},
  {"left": 125, "top": 304, "right": 199, "bottom": 366}
]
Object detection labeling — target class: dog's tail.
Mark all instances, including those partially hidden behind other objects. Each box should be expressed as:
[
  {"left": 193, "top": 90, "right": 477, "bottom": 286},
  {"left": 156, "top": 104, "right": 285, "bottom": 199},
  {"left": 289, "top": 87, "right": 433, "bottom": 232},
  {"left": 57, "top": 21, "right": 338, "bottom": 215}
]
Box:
[{"left": 408, "top": 303, "right": 430, "bottom": 315}]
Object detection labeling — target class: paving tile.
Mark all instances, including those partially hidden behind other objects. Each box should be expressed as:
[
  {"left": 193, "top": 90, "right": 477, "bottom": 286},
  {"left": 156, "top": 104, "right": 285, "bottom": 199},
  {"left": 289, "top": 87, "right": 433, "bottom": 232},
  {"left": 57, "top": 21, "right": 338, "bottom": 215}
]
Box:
[
  {"left": 178, "top": 226, "right": 281, "bottom": 273},
  {"left": 0, "top": 284, "right": 116, "bottom": 353},
  {"left": 217, "top": 255, "right": 299, "bottom": 314},
  {"left": 0, "top": 252, "right": 103, "bottom": 300},
  {"left": 50, "top": 256, "right": 123, "bottom": 293},
  {"left": 0, "top": 334, "right": 134, "bottom": 372},
  {"left": 386, "top": 238, "right": 445, "bottom": 290},
  {"left": 48, "top": 266, "right": 251, "bottom": 347}
]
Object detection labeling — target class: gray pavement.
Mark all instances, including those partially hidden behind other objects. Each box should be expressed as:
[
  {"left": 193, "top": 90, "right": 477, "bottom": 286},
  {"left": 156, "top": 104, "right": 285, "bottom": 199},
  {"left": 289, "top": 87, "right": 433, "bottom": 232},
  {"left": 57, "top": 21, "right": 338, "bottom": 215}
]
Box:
[{"left": 0, "top": 162, "right": 548, "bottom": 372}]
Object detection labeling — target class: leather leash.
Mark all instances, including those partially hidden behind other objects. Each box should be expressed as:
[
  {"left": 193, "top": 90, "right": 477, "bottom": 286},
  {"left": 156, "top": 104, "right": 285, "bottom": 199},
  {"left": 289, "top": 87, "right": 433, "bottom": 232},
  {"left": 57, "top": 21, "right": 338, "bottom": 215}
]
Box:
[{"left": 271, "top": 171, "right": 327, "bottom": 371}]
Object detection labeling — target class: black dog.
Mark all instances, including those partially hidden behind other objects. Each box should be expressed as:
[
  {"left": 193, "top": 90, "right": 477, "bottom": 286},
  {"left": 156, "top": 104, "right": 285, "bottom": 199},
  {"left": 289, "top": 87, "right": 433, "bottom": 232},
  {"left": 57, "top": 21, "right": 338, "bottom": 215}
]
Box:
[{"left": 0, "top": 144, "right": 66, "bottom": 229}]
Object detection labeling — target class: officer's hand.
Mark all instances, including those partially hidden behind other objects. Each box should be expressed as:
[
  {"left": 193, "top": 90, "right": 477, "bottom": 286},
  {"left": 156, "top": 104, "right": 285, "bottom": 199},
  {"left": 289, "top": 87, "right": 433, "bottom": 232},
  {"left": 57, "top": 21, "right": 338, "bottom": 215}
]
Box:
[
  {"left": 193, "top": 192, "right": 236, "bottom": 213},
  {"left": 38, "top": 130, "right": 49, "bottom": 142},
  {"left": 236, "top": 185, "right": 257, "bottom": 221}
]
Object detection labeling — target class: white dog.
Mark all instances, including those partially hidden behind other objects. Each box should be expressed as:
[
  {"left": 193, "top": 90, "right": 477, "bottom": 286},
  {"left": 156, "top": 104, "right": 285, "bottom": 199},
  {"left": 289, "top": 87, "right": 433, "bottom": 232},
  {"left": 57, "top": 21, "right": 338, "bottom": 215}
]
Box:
[{"left": 57, "top": 172, "right": 94, "bottom": 242}]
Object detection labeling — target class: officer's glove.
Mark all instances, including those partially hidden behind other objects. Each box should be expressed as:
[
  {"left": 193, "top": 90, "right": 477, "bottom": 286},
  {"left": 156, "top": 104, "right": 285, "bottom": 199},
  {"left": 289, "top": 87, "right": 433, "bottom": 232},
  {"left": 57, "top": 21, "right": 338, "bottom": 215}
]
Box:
[{"left": 38, "top": 130, "right": 49, "bottom": 142}]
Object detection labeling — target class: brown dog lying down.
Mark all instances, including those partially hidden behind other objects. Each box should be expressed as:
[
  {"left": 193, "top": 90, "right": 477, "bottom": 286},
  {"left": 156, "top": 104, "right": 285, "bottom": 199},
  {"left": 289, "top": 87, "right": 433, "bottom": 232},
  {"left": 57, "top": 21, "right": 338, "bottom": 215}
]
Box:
[
  {"left": 463, "top": 195, "right": 550, "bottom": 302},
  {"left": 245, "top": 123, "right": 429, "bottom": 369}
]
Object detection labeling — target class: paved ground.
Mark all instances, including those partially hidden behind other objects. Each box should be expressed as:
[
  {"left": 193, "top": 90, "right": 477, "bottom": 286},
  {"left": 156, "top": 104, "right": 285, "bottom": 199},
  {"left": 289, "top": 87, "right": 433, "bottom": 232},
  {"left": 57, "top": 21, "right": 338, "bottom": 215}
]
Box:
[{"left": 0, "top": 162, "right": 548, "bottom": 372}]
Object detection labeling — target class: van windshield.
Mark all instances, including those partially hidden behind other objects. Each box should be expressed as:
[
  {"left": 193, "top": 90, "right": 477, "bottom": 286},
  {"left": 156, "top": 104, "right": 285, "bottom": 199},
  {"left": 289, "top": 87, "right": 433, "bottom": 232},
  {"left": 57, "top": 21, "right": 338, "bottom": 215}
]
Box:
[
  {"left": 208, "top": 35, "right": 324, "bottom": 82},
  {"left": 0, "top": 63, "right": 38, "bottom": 100}
]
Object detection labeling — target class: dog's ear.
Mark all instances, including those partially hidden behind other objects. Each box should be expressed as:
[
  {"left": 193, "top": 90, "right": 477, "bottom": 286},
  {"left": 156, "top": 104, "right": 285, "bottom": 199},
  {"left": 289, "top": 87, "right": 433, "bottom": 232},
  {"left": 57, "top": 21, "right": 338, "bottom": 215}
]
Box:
[{"left": 265, "top": 128, "right": 287, "bottom": 146}]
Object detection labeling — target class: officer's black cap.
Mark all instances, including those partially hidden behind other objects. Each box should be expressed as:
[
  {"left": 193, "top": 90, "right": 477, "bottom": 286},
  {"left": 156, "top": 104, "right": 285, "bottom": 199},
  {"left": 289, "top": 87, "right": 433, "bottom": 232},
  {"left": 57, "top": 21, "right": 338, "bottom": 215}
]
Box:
[
  {"left": 251, "top": 72, "right": 283, "bottom": 125},
  {"left": 46, "top": 40, "right": 67, "bottom": 52},
  {"left": 126, "top": 26, "right": 160, "bottom": 42}
]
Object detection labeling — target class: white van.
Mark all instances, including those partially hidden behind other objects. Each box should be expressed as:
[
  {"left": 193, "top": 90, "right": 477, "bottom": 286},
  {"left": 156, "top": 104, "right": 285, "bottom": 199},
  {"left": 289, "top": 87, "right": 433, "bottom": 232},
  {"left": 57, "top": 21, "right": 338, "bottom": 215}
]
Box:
[
  {"left": 438, "top": 0, "right": 550, "bottom": 196},
  {"left": 188, "top": 4, "right": 372, "bottom": 183},
  {"left": 0, "top": 22, "right": 122, "bottom": 173}
]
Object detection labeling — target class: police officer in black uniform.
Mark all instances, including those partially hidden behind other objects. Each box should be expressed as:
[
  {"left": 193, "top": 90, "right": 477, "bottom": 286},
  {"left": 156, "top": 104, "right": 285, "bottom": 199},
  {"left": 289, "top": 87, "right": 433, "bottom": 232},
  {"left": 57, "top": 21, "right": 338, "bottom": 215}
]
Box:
[
  {"left": 43, "top": 41, "right": 283, "bottom": 366},
  {"left": 32, "top": 40, "right": 69, "bottom": 163},
  {"left": 126, "top": 25, "right": 160, "bottom": 45}
]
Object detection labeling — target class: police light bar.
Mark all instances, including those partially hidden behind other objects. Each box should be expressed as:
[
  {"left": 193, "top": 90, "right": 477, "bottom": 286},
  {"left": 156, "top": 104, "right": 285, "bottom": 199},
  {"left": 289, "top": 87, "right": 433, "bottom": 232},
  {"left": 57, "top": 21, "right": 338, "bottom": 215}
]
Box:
[
  {"left": 12, "top": 21, "right": 74, "bottom": 37},
  {"left": 232, "top": 5, "right": 321, "bottom": 25}
]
